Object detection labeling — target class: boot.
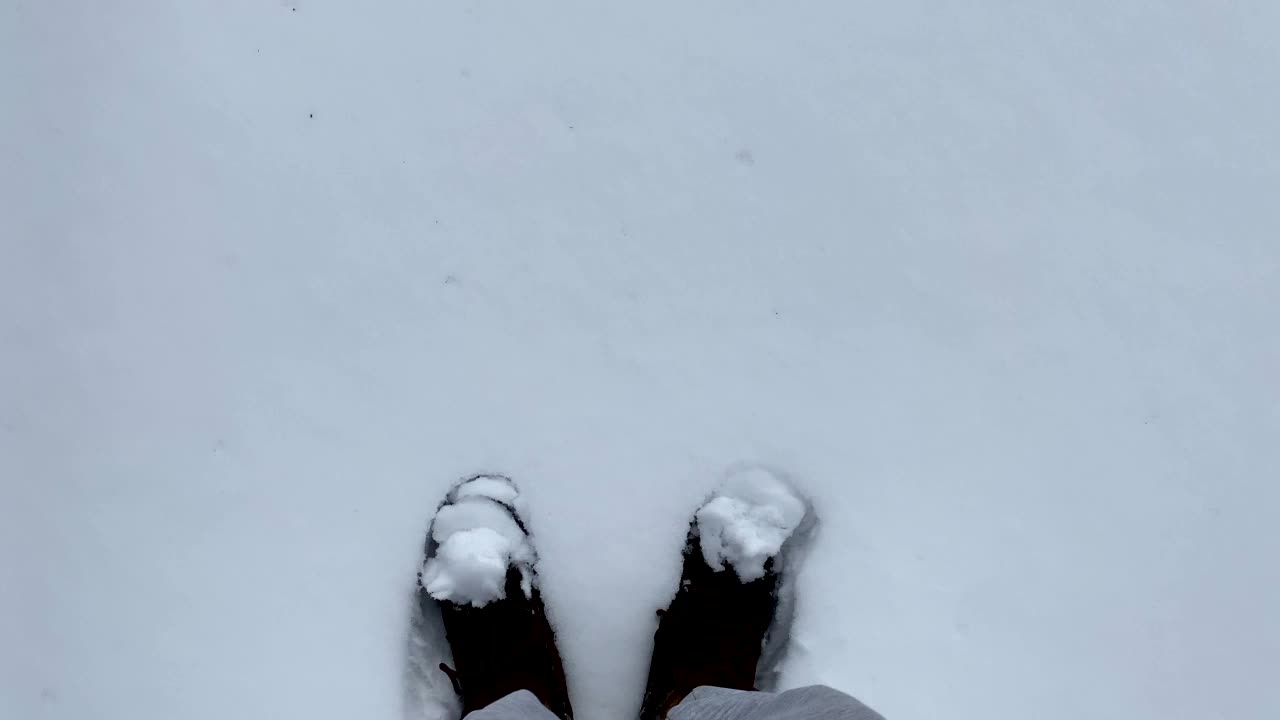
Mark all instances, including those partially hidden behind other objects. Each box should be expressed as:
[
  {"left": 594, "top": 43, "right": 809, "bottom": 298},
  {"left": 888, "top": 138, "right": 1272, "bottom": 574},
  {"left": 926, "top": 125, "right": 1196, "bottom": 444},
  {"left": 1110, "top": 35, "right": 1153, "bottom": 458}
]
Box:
[
  {"left": 417, "top": 476, "right": 574, "bottom": 720},
  {"left": 639, "top": 469, "right": 809, "bottom": 720},
  {"left": 638, "top": 527, "right": 779, "bottom": 720}
]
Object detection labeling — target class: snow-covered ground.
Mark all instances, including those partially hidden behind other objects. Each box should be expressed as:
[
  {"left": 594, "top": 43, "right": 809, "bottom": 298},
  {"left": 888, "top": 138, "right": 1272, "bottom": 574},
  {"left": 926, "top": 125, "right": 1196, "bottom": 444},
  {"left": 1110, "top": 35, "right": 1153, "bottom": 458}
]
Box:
[{"left": 4, "top": 2, "right": 1279, "bottom": 720}]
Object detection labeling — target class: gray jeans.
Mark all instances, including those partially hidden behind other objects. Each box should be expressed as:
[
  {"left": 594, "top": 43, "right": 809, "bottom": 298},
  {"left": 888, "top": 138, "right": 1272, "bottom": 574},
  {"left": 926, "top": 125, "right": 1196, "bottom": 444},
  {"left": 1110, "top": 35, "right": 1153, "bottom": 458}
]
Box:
[{"left": 466, "top": 686, "right": 884, "bottom": 720}]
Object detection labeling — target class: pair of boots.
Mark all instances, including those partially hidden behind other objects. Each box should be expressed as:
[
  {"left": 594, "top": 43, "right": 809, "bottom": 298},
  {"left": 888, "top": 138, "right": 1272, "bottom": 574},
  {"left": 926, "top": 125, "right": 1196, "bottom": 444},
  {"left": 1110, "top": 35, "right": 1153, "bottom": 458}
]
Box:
[{"left": 416, "top": 472, "right": 810, "bottom": 720}]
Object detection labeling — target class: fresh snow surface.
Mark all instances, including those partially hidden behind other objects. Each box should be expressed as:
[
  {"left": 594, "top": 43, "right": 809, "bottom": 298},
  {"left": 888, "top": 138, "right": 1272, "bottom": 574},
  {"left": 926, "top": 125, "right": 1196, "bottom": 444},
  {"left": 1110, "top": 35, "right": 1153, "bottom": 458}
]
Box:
[
  {"left": 696, "top": 468, "right": 808, "bottom": 581},
  {"left": 5, "top": 2, "right": 1280, "bottom": 720},
  {"left": 420, "top": 478, "right": 536, "bottom": 606}
]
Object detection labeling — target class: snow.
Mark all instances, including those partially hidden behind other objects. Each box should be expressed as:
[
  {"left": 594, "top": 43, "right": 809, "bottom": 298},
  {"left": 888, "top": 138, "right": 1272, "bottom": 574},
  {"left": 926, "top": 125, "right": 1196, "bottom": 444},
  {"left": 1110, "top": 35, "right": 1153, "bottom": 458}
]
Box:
[
  {"left": 422, "top": 528, "right": 524, "bottom": 607},
  {"left": 695, "top": 468, "right": 808, "bottom": 581},
  {"left": 4, "top": 2, "right": 1280, "bottom": 720},
  {"left": 452, "top": 476, "right": 521, "bottom": 507},
  {"left": 420, "top": 478, "right": 536, "bottom": 606}
]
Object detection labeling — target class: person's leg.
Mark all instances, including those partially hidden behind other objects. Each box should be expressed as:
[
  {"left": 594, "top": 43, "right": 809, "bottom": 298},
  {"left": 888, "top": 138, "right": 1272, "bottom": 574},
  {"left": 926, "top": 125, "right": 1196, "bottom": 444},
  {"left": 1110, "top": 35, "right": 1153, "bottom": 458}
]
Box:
[
  {"left": 464, "top": 689, "right": 564, "bottom": 720},
  {"left": 671, "top": 685, "right": 884, "bottom": 720}
]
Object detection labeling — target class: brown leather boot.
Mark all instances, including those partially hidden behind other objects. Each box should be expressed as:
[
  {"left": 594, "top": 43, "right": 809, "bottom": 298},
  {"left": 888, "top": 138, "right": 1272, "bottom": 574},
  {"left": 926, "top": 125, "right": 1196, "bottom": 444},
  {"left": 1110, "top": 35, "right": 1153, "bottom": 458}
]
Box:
[
  {"left": 418, "top": 476, "right": 574, "bottom": 720},
  {"left": 640, "top": 470, "right": 812, "bottom": 720},
  {"left": 433, "top": 569, "right": 573, "bottom": 719},
  {"left": 638, "top": 525, "right": 780, "bottom": 720}
]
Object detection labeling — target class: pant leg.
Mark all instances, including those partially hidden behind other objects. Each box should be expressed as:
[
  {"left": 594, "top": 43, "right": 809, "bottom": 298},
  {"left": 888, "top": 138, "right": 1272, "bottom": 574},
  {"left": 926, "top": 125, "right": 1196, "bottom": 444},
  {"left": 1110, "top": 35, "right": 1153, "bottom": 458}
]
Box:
[
  {"left": 463, "top": 690, "right": 561, "bottom": 720},
  {"left": 670, "top": 685, "right": 884, "bottom": 720}
]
